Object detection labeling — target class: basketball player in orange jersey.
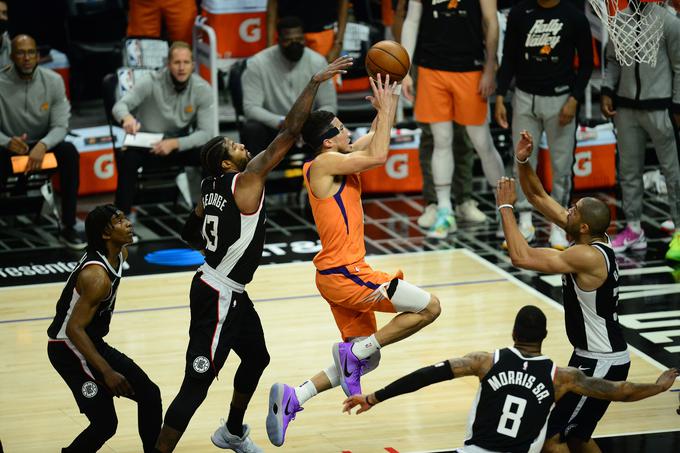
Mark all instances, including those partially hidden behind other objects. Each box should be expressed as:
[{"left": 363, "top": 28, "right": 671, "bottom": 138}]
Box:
[{"left": 265, "top": 74, "right": 441, "bottom": 447}]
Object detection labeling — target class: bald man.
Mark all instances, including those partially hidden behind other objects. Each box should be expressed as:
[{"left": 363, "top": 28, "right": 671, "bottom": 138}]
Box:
[{"left": 0, "top": 35, "right": 85, "bottom": 249}]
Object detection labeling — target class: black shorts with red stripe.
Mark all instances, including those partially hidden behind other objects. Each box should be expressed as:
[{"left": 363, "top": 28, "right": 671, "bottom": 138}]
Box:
[{"left": 185, "top": 271, "right": 267, "bottom": 381}]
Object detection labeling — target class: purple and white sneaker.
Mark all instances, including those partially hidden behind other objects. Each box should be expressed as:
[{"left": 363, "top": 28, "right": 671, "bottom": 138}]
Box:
[
  {"left": 266, "top": 383, "right": 302, "bottom": 447},
  {"left": 611, "top": 225, "right": 647, "bottom": 252},
  {"left": 332, "top": 342, "right": 367, "bottom": 397}
]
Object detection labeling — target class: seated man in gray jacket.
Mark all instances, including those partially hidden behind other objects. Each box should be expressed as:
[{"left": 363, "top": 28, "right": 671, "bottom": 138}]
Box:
[
  {"left": 241, "top": 16, "right": 337, "bottom": 154},
  {"left": 112, "top": 41, "right": 214, "bottom": 215},
  {"left": 0, "top": 34, "right": 85, "bottom": 249}
]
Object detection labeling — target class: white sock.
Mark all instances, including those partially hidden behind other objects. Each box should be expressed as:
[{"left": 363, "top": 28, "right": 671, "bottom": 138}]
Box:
[
  {"left": 294, "top": 380, "right": 318, "bottom": 406},
  {"left": 431, "top": 122, "right": 454, "bottom": 212},
  {"left": 323, "top": 363, "right": 340, "bottom": 388},
  {"left": 350, "top": 334, "right": 381, "bottom": 360},
  {"left": 519, "top": 211, "right": 532, "bottom": 227},
  {"left": 628, "top": 221, "right": 641, "bottom": 233}
]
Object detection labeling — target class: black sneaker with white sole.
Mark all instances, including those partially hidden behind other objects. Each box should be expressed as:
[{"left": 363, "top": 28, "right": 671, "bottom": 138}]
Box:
[{"left": 59, "top": 227, "right": 87, "bottom": 250}]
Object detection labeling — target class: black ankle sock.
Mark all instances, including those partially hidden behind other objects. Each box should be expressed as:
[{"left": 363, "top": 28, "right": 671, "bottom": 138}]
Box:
[{"left": 226, "top": 404, "right": 245, "bottom": 437}]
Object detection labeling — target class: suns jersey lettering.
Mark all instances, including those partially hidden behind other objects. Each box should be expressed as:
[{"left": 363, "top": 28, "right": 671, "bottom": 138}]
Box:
[
  {"left": 416, "top": 0, "right": 485, "bottom": 71},
  {"left": 464, "top": 348, "right": 556, "bottom": 453},
  {"left": 200, "top": 173, "right": 266, "bottom": 285},
  {"left": 47, "top": 251, "right": 123, "bottom": 342},
  {"left": 562, "top": 241, "right": 627, "bottom": 353},
  {"left": 302, "top": 161, "right": 366, "bottom": 270}
]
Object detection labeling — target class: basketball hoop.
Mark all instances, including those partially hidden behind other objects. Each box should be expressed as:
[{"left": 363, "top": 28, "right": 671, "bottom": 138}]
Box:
[{"left": 587, "top": 0, "right": 667, "bottom": 67}]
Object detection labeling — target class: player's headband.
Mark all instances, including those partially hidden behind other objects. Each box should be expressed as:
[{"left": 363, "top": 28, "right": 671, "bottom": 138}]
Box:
[{"left": 310, "top": 126, "right": 340, "bottom": 149}]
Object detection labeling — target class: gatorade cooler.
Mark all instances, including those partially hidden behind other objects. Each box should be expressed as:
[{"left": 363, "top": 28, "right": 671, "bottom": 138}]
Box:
[
  {"left": 537, "top": 127, "right": 616, "bottom": 192},
  {"left": 57, "top": 126, "right": 125, "bottom": 195},
  {"left": 202, "top": 0, "right": 267, "bottom": 58},
  {"left": 358, "top": 128, "right": 423, "bottom": 193}
]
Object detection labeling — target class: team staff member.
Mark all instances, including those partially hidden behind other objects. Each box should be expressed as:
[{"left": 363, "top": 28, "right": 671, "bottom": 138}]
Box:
[
  {"left": 495, "top": 0, "right": 593, "bottom": 250},
  {"left": 112, "top": 41, "right": 214, "bottom": 215},
  {"left": 266, "top": 0, "right": 349, "bottom": 61},
  {"left": 0, "top": 34, "right": 85, "bottom": 249}
]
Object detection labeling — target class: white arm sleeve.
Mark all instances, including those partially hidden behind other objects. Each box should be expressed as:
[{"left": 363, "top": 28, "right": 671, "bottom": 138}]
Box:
[{"left": 401, "top": 0, "right": 422, "bottom": 62}]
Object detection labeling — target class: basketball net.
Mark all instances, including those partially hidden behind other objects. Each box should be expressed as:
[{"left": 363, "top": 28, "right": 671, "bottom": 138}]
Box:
[{"left": 587, "top": 0, "right": 666, "bottom": 67}]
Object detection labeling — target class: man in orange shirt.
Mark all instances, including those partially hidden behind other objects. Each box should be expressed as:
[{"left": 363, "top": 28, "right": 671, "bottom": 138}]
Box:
[{"left": 265, "top": 75, "right": 441, "bottom": 447}]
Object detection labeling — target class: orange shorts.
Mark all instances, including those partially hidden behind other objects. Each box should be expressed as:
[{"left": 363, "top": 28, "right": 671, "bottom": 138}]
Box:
[
  {"left": 305, "top": 30, "right": 335, "bottom": 57},
  {"left": 316, "top": 261, "right": 403, "bottom": 341},
  {"left": 414, "top": 67, "right": 488, "bottom": 125}
]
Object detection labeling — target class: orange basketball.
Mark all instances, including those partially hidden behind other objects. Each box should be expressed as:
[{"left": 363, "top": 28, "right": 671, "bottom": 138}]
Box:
[{"left": 365, "top": 40, "right": 411, "bottom": 83}]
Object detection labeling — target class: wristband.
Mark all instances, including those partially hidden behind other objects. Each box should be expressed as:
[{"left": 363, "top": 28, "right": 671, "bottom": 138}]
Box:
[
  {"left": 392, "top": 84, "right": 402, "bottom": 95},
  {"left": 497, "top": 204, "right": 514, "bottom": 211},
  {"left": 366, "top": 394, "right": 376, "bottom": 406},
  {"left": 515, "top": 154, "right": 529, "bottom": 164}
]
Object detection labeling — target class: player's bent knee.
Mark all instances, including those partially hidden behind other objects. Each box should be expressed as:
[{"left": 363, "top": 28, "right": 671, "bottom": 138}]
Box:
[{"left": 422, "top": 294, "right": 441, "bottom": 323}]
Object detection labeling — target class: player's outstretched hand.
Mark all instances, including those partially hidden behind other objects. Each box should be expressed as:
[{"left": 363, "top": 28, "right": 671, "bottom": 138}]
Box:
[
  {"left": 343, "top": 394, "right": 374, "bottom": 415},
  {"left": 312, "top": 55, "right": 353, "bottom": 83},
  {"left": 496, "top": 176, "right": 517, "bottom": 208},
  {"left": 365, "top": 73, "right": 397, "bottom": 113},
  {"left": 515, "top": 130, "right": 533, "bottom": 163},
  {"left": 656, "top": 368, "right": 679, "bottom": 392}
]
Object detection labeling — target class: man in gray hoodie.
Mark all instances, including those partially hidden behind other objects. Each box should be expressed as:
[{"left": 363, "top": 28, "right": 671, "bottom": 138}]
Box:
[
  {"left": 0, "top": 34, "right": 85, "bottom": 249},
  {"left": 0, "top": 1, "right": 9, "bottom": 67},
  {"left": 601, "top": 6, "right": 680, "bottom": 262},
  {"left": 241, "top": 16, "right": 337, "bottom": 155},
  {"left": 112, "top": 41, "right": 214, "bottom": 215}
]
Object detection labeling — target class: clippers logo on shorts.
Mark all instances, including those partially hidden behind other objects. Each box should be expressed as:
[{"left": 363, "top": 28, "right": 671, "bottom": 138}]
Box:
[
  {"left": 193, "top": 356, "right": 210, "bottom": 373},
  {"left": 81, "top": 381, "right": 98, "bottom": 398}
]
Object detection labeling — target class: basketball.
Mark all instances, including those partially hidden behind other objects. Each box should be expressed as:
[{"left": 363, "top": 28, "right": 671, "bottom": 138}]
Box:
[{"left": 365, "top": 40, "right": 411, "bottom": 83}]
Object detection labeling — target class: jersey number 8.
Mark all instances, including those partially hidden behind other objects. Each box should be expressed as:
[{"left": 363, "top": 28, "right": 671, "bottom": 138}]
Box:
[{"left": 497, "top": 395, "right": 527, "bottom": 438}]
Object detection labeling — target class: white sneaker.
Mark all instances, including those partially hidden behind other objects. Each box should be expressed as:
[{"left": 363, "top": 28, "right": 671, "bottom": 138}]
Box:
[
  {"left": 418, "top": 204, "right": 438, "bottom": 228},
  {"left": 661, "top": 220, "right": 675, "bottom": 234},
  {"left": 456, "top": 200, "right": 487, "bottom": 223},
  {"left": 211, "top": 422, "right": 263, "bottom": 453},
  {"left": 550, "top": 225, "right": 569, "bottom": 250}
]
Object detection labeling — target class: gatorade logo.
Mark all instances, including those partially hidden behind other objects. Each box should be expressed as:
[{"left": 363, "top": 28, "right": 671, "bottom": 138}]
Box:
[
  {"left": 385, "top": 153, "right": 409, "bottom": 179},
  {"left": 239, "top": 18, "right": 261, "bottom": 43},
  {"left": 94, "top": 153, "right": 115, "bottom": 179},
  {"left": 573, "top": 151, "right": 592, "bottom": 177}
]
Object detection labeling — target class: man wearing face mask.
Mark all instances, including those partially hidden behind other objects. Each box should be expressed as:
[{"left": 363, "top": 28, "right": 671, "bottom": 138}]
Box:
[
  {"left": 0, "top": 1, "right": 9, "bottom": 67},
  {"left": 0, "top": 34, "right": 85, "bottom": 249},
  {"left": 241, "top": 16, "right": 337, "bottom": 156},
  {"left": 112, "top": 41, "right": 214, "bottom": 216}
]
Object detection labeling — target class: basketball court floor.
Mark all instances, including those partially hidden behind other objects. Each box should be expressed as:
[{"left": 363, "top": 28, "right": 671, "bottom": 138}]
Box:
[{"left": 1, "top": 189, "right": 679, "bottom": 452}]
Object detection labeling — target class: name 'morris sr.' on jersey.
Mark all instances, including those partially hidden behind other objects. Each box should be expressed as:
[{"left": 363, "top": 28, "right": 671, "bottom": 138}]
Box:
[
  {"left": 47, "top": 251, "right": 123, "bottom": 342},
  {"left": 465, "top": 348, "right": 556, "bottom": 453},
  {"left": 562, "top": 242, "right": 627, "bottom": 353},
  {"left": 200, "top": 173, "right": 266, "bottom": 286}
]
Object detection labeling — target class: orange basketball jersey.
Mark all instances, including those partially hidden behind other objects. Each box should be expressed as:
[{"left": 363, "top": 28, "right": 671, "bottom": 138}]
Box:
[{"left": 303, "top": 161, "right": 366, "bottom": 270}]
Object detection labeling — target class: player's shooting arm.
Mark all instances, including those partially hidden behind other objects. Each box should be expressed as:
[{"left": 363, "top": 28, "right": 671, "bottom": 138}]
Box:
[
  {"left": 241, "top": 56, "right": 352, "bottom": 182},
  {"left": 181, "top": 199, "right": 206, "bottom": 250},
  {"left": 514, "top": 132, "right": 568, "bottom": 228},
  {"left": 342, "top": 352, "right": 492, "bottom": 414},
  {"left": 316, "top": 76, "right": 398, "bottom": 176},
  {"left": 555, "top": 366, "right": 679, "bottom": 402}
]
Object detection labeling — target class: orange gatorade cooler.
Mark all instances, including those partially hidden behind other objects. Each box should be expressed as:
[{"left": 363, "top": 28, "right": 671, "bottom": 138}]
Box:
[
  {"left": 537, "top": 125, "right": 616, "bottom": 192},
  {"left": 358, "top": 128, "right": 423, "bottom": 193},
  {"left": 202, "top": 0, "right": 267, "bottom": 58}
]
